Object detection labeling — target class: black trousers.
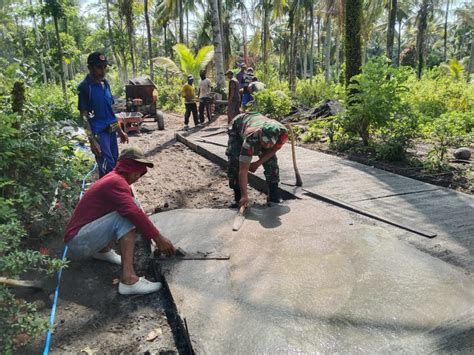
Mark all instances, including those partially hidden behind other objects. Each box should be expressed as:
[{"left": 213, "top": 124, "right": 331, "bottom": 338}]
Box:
[
  {"left": 184, "top": 103, "right": 199, "bottom": 125},
  {"left": 199, "top": 98, "right": 212, "bottom": 123}
]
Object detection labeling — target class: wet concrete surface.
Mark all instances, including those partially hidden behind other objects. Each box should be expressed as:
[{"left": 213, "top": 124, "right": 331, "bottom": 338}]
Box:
[
  {"left": 151, "top": 200, "right": 474, "bottom": 353},
  {"left": 178, "top": 127, "right": 474, "bottom": 274}
]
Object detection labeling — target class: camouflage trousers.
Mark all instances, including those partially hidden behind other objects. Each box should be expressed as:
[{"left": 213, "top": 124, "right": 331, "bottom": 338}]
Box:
[{"left": 226, "top": 130, "right": 280, "bottom": 189}]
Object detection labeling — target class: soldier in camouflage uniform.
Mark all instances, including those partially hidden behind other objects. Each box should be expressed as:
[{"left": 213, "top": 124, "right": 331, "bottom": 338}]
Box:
[{"left": 226, "top": 112, "right": 288, "bottom": 207}]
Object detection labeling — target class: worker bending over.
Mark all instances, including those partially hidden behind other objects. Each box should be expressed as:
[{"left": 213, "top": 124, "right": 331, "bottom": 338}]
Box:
[
  {"left": 226, "top": 112, "right": 288, "bottom": 207},
  {"left": 63, "top": 146, "right": 176, "bottom": 295}
]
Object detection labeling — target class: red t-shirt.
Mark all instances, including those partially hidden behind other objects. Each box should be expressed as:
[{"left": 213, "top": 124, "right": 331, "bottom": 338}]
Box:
[{"left": 63, "top": 170, "right": 159, "bottom": 242}]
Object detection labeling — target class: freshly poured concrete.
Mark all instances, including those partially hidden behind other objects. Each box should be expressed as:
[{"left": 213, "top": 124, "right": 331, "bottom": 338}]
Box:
[
  {"left": 151, "top": 201, "right": 474, "bottom": 353},
  {"left": 177, "top": 129, "right": 474, "bottom": 272}
]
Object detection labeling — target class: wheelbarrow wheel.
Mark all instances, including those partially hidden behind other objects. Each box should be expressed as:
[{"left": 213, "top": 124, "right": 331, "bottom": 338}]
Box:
[{"left": 156, "top": 111, "right": 165, "bottom": 130}]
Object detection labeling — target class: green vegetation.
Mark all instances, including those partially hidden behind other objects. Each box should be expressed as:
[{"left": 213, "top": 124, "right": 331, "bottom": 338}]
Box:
[{"left": 0, "top": 80, "right": 92, "bottom": 351}]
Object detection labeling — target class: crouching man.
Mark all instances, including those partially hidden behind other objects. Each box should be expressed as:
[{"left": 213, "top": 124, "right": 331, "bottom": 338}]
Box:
[
  {"left": 226, "top": 112, "right": 288, "bottom": 207},
  {"left": 63, "top": 146, "right": 176, "bottom": 295}
]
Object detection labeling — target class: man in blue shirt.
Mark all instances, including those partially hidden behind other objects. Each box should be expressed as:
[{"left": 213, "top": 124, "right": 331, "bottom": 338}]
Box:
[{"left": 78, "top": 52, "right": 129, "bottom": 177}]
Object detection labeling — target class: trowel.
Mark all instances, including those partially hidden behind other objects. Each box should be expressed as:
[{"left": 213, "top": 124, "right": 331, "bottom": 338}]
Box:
[{"left": 232, "top": 205, "right": 248, "bottom": 231}]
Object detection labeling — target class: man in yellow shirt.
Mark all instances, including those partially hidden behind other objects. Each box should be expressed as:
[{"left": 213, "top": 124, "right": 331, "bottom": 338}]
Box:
[{"left": 181, "top": 75, "right": 199, "bottom": 130}]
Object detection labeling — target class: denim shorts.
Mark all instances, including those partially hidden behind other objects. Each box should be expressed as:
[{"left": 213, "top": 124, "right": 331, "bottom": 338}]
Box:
[{"left": 66, "top": 211, "right": 135, "bottom": 260}]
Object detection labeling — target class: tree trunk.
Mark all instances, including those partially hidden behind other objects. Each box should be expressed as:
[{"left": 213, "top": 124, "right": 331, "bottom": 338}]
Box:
[
  {"left": 317, "top": 15, "right": 321, "bottom": 67},
  {"left": 386, "top": 0, "right": 397, "bottom": 64},
  {"left": 324, "top": 15, "right": 332, "bottom": 83},
  {"left": 129, "top": 29, "right": 137, "bottom": 77},
  {"left": 186, "top": 8, "right": 189, "bottom": 46},
  {"left": 262, "top": 2, "right": 270, "bottom": 66},
  {"left": 309, "top": 4, "right": 315, "bottom": 81},
  {"left": 222, "top": 8, "right": 231, "bottom": 71},
  {"left": 241, "top": 5, "right": 248, "bottom": 65},
  {"left": 443, "top": 0, "right": 449, "bottom": 62},
  {"left": 288, "top": 13, "right": 298, "bottom": 91},
  {"left": 144, "top": 0, "right": 154, "bottom": 82},
  {"left": 416, "top": 0, "right": 429, "bottom": 79},
  {"left": 209, "top": 0, "right": 226, "bottom": 90},
  {"left": 344, "top": 0, "right": 363, "bottom": 87},
  {"left": 30, "top": 0, "right": 48, "bottom": 84},
  {"left": 39, "top": 0, "right": 56, "bottom": 84},
  {"left": 53, "top": 15, "right": 67, "bottom": 98},
  {"left": 468, "top": 36, "right": 474, "bottom": 82},
  {"left": 178, "top": 0, "right": 184, "bottom": 43},
  {"left": 163, "top": 24, "right": 167, "bottom": 56},
  {"left": 397, "top": 19, "right": 402, "bottom": 66},
  {"left": 106, "top": 0, "right": 123, "bottom": 83},
  {"left": 335, "top": 25, "right": 341, "bottom": 81}
]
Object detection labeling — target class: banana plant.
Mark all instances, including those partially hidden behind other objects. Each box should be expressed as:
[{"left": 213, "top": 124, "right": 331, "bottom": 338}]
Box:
[{"left": 153, "top": 43, "right": 215, "bottom": 82}]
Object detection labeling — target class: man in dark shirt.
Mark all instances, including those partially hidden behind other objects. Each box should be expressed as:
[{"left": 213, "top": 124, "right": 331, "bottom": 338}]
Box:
[
  {"left": 226, "top": 70, "right": 240, "bottom": 123},
  {"left": 64, "top": 146, "right": 176, "bottom": 295},
  {"left": 235, "top": 64, "right": 247, "bottom": 88},
  {"left": 78, "top": 52, "right": 129, "bottom": 177}
]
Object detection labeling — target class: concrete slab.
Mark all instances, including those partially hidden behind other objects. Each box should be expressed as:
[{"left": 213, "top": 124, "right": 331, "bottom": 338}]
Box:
[
  {"left": 151, "top": 201, "right": 474, "bottom": 353},
  {"left": 177, "top": 129, "right": 474, "bottom": 271}
]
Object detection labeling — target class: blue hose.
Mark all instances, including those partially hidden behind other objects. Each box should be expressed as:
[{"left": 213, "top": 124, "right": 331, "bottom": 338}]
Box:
[{"left": 43, "top": 163, "right": 97, "bottom": 355}]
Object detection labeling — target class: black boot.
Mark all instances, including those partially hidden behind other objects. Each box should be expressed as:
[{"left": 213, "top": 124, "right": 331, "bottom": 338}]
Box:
[
  {"left": 231, "top": 188, "right": 241, "bottom": 208},
  {"left": 267, "top": 183, "right": 281, "bottom": 203}
]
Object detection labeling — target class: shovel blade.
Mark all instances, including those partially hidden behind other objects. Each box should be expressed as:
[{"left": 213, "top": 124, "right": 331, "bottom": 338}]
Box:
[{"left": 232, "top": 205, "right": 247, "bottom": 231}]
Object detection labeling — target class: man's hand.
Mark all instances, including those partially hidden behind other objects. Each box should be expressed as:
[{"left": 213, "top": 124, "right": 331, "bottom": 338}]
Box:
[
  {"left": 239, "top": 195, "right": 249, "bottom": 208},
  {"left": 119, "top": 131, "right": 129, "bottom": 144},
  {"left": 155, "top": 235, "right": 176, "bottom": 256},
  {"left": 249, "top": 161, "right": 260, "bottom": 173},
  {"left": 90, "top": 138, "right": 102, "bottom": 157}
]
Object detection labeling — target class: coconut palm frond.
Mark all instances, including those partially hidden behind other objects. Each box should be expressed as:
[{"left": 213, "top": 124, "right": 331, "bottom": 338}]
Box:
[
  {"left": 195, "top": 45, "right": 215, "bottom": 69},
  {"left": 173, "top": 43, "right": 195, "bottom": 75},
  {"left": 153, "top": 57, "right": 182, "bottom": 75}
]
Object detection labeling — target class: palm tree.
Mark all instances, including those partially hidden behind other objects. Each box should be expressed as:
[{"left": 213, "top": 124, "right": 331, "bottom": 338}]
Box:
[
  {"left": 209, "top": 0, "right": 225, "bottom": 90},
  {"left": 442, "top": 0, "right": 449, "bottom": 62},
  {"left": 119, "top": 0, "right": 137, "bottom": 77},
  {"left": 386, "top": 0, "right": 398, "bottom": 63},
  {"left": 361, "top": 0, "right": 385, "bottom": 64},
  {"left": 344, "top": 0, "right": 363, "bottom": 88},
  {"left": 416, "top": 0, "right": 430, "bottom": 78},
  {"left": 154, "top": 44, "right": 215, "bottom": 82},
  {"left": 43, "top": 0, "right": 67, "bottom": 98},
  {"left": 29, "top": 0, "right": 47, "bottom": 83},
  {"left": 144, "top": 0, "right": 154, "bottom": 81},
  {"left": 105, "top": 0, "right": 124, "bottom": 83},
  {"left": 395, "top": 5, "right": 408, "bottom": 66}
]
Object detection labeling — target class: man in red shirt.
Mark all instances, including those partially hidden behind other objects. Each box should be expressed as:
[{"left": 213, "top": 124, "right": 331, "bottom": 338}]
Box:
[{"left": 64, "top": 146, "right": 176, "bottom": 295}]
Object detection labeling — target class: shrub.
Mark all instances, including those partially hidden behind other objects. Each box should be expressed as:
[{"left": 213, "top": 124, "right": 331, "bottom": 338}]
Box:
[
  {"left": 254, "top": 90, "right": 292, "bottom": 120},
  {"left": 0, "top": 89, "right": 92, "bottom": 351},
  {"left": 295, "top": 75, "right": 342, "bottom": 108},
  {"left": 254, "top": 63, "right": 290, "bottom": 93},
  {"left": 344, "top": 56, "right": 411, "bottom": 146},
  {"left": 155, "top": 75, "right": 185, "bottom": 114},
  {"left": 423, "top": 111, "right": 474, "bottom": 168},
  {"left": 406, "top": 68, "right": 474, "bottom": 122}
]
